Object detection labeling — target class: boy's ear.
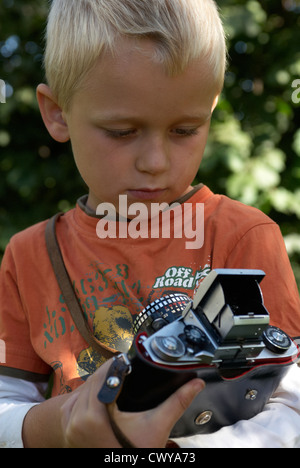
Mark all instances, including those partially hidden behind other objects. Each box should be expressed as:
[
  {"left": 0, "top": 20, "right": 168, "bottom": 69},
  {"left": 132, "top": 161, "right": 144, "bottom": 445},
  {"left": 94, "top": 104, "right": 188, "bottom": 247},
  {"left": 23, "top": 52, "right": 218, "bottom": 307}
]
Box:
[
  {"left": 212, "top": 94, "right": 220, "bottom": 112},
  {"left": 36, "top": 84, "right": 70, "bottom": 143}
]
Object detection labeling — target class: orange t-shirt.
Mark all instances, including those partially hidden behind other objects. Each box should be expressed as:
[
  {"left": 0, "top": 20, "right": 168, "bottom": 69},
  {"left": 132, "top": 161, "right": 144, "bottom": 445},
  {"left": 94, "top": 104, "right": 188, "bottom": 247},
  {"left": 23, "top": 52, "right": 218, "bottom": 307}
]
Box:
[{"left": 0, "top": 185, "right": 299, "bottom": 396}]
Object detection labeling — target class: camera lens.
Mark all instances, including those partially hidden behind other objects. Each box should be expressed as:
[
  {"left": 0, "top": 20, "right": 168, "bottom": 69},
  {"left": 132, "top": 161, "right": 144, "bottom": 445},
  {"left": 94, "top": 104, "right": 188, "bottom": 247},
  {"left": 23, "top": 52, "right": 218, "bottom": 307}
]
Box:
[{"left": 263, "top": 326, "right": 292, "bottom": 354}]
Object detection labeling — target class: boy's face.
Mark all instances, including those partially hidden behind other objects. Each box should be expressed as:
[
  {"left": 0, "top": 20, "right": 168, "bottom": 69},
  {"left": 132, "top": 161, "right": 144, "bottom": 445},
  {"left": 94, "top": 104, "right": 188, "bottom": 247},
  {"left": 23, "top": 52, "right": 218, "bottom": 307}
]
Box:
[{"left": 41, "top": 39, "right": 219, "bottom": 212}]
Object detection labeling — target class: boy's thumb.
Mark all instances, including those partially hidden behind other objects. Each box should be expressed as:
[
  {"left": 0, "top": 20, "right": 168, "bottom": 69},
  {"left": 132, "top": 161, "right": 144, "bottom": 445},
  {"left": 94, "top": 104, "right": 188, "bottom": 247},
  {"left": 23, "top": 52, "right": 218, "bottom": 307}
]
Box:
[{"left": 158, "top": 378, "right": 205, "bottom": 429}]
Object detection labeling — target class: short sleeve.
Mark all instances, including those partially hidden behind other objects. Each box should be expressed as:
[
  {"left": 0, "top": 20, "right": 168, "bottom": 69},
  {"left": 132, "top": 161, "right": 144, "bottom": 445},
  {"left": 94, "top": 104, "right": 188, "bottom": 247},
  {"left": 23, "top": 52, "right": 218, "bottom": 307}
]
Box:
[
  {"left": 0, "top": 244, "right": 51, "bottom": 381},
  {"left": 224, "top": 223, "right": 300, "bottom": 338}
]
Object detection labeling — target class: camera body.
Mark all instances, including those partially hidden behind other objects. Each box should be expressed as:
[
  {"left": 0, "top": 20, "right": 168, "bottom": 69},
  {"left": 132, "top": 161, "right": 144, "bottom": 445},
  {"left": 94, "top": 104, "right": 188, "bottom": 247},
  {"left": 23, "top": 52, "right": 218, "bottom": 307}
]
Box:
[{"left": 117, "top": 270, "right": 299, "bottom": 437}]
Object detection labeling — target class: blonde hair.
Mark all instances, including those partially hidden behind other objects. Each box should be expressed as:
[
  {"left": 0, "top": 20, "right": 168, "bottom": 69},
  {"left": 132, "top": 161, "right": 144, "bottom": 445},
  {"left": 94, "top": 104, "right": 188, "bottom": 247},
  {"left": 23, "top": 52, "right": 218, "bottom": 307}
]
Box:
[{"left": 45, "top": 0, "right": 227, "bottom": 110}]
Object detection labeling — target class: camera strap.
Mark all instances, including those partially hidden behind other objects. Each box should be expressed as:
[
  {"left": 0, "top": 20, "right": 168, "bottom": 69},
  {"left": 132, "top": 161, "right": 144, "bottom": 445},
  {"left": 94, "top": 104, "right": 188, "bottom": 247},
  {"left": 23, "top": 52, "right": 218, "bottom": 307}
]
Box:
[
  {"left": 98, "top": 354, "right": 136, "bottom": 448},
  {"left": 46, "top": 214, "right": 137, "bottom": 447},
  {"left": 45, "top": 213, "right": 119, "bottom": 361}
]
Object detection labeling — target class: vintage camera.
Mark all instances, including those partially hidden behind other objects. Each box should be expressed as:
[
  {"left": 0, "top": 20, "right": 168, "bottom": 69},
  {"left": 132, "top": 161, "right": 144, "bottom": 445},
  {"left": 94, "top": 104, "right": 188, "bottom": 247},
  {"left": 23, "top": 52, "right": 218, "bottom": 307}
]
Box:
[{"left": 117, "top": 269, "right": 300, "bottom": 437}]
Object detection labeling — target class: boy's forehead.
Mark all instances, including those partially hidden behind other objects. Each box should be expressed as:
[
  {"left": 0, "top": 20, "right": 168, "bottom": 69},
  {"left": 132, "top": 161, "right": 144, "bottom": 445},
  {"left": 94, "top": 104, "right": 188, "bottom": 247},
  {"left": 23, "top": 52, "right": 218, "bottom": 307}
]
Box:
[
  {"left": 98, "top": 37, "right": 213, "bottom": 82},
  {"left": 88, "top": 40, "right": 214, "bottom": 87},
  {"left": 73, "top": 38, "right": 219, "bottom": 116}
]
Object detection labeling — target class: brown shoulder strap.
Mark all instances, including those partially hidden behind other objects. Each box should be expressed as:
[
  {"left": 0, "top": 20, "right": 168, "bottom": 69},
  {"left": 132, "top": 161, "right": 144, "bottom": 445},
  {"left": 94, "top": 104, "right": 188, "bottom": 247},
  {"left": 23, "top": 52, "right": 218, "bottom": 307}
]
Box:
[{"left": 45, "top": 213, "right": 118, "bottom": 361}]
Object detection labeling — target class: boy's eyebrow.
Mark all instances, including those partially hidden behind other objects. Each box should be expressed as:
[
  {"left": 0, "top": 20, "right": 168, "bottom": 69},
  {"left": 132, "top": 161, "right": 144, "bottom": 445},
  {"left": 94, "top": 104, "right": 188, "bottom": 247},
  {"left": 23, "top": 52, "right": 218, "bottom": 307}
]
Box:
[
  {"left": 174, "top": 112, "right": 213, "bottom": 123},
  {"left": 91, "top": 112, "right": 213, "bottom": 125}
]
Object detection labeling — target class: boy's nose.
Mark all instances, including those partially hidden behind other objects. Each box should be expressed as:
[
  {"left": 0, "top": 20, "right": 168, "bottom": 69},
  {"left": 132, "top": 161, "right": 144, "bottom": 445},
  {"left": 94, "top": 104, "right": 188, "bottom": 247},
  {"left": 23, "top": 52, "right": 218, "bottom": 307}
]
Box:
[{"left": 135, "top": 135, "right": 170, "bottom": 175}]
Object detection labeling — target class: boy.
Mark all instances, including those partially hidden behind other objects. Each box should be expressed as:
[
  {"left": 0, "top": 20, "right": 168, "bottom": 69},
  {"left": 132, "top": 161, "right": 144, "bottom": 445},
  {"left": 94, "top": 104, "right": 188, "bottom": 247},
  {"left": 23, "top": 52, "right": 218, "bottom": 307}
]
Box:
[{"left": 0, "top": 0, "right": 300, "bottom": 448}]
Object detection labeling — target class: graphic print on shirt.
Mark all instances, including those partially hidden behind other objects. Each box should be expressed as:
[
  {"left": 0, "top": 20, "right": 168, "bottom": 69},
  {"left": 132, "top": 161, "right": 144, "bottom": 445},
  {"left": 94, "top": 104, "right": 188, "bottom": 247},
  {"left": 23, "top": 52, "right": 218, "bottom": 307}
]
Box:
[
  {"left": 77, "top": 304, "right": 135, "bottom": 380},
  {"left": 153, "top": 264, "right": 211, "bottom": 291}
]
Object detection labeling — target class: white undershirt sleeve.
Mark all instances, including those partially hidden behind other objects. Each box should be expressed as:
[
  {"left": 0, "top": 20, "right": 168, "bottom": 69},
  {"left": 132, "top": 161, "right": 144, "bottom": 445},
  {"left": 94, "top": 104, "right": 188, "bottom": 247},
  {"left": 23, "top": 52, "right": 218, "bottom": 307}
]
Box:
[{"left": 0, "top": 376, "right": 47, "bottom": 448}]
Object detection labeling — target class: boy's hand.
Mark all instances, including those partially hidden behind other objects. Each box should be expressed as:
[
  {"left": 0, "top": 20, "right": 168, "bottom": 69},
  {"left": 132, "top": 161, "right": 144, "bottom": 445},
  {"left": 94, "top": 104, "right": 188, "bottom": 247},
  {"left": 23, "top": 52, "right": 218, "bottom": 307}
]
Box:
[{"left": 60, "top": 359, "right": 205, "bottom": 448}]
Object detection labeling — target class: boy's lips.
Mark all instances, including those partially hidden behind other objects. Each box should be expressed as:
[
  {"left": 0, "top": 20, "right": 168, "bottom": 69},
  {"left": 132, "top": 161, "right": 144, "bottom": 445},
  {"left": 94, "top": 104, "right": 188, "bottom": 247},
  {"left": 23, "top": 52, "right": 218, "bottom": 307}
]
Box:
[{"left": 127, "top": 188, "right": 167, "bottom": 200}]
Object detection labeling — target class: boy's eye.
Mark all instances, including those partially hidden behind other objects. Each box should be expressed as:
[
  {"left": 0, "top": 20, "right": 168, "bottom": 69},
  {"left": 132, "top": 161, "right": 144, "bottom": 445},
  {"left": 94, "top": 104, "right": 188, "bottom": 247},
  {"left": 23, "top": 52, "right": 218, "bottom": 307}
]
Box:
[
  {"left": 104, "top": 129, "right": 137, "bottom": 139},
  {"left": 103, "top": 127, "right": 200, "bottom": 139},
  {"left": 172, "top": 128, "right": 200, "bottom": 137}
]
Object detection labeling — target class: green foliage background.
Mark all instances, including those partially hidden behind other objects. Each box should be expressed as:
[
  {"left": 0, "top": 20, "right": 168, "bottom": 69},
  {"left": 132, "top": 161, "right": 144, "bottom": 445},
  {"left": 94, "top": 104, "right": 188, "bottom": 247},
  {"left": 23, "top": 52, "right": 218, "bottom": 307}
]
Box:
[{"left": 0, "top": 0, "right": 300, "bottom": 288}]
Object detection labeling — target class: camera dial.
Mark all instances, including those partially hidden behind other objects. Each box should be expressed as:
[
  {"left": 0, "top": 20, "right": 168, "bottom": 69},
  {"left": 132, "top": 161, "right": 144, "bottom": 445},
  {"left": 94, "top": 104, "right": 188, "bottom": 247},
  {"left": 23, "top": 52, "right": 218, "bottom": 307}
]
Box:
[
  {"left": 184, "top": 325, "right": 207, "bottom": 346},
  {"left": 263, "top": 327, "right": 292, "bottom": 354},
  {"left": 133, "top": 293, "right": 191, "bottom": 335},
  {"left": 151, "top": 335, "right": 186, "bottom": 361}
]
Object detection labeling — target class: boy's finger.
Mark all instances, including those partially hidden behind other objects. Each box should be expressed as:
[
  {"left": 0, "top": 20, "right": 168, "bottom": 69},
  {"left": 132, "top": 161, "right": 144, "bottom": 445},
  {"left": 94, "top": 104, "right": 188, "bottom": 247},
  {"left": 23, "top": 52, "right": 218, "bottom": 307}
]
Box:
[{"left": 156, "top": 379, "right": 205, "bottom": 429}]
